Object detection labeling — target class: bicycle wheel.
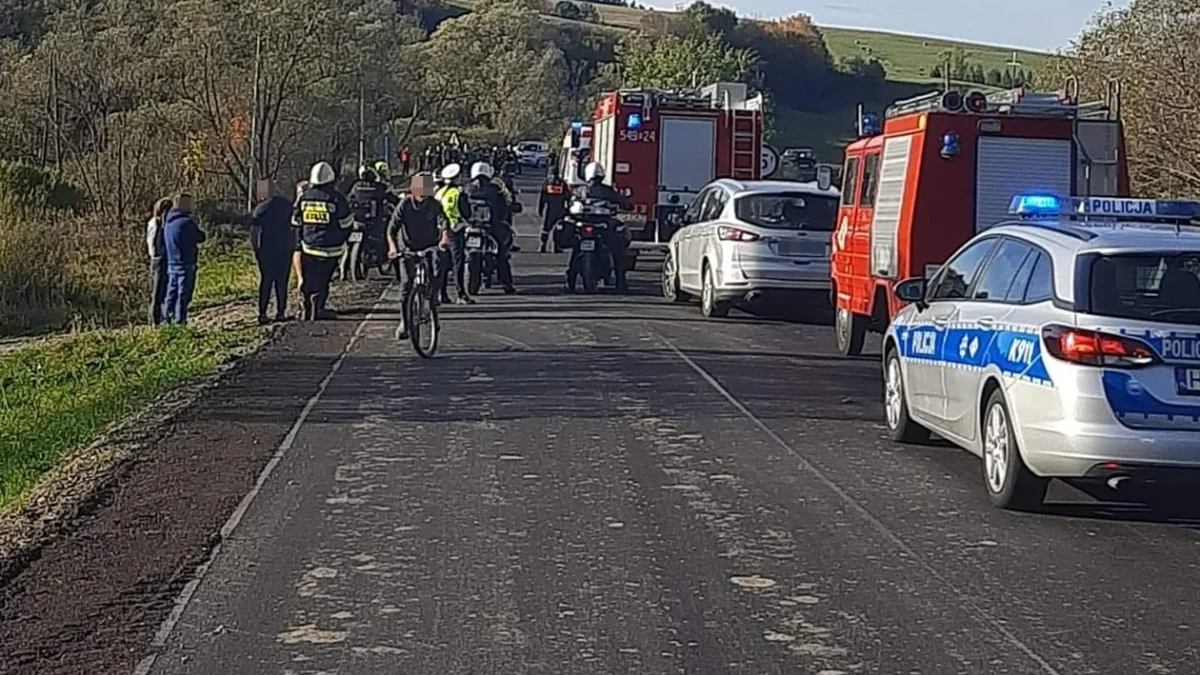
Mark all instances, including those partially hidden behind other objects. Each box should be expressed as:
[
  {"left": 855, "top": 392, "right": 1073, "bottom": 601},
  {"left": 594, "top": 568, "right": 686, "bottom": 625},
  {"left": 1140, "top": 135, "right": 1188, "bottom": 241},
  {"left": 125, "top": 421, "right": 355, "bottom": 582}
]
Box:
[{"left": 409, "top": 275, "right": 439, "bottom": 358}]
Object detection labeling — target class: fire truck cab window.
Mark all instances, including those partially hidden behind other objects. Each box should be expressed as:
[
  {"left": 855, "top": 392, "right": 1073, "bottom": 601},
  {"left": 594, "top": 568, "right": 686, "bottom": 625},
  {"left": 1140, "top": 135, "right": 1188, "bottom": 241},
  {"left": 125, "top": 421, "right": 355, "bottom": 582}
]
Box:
[
  {"left": 929, "top": 238, "right": 998, "bottom": 301},
  {"left": 840, "top": 157, "right": 860, "bottom": 207},
  {"left": 858, "top": 153, "right": 880, "bottom": 207},
  {"left": 971, "top": 239, "right": 1034, "bottom": 302}
]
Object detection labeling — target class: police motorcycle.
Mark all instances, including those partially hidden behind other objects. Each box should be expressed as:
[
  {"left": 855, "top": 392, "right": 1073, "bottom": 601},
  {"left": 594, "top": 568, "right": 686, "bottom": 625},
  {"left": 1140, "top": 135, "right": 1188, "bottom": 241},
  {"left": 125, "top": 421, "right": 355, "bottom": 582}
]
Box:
[
  {"left": 464, "top": 196, "right": 499, "bottom": 296},
  {"left": 344, "top": 197, "right": 394, "bottom": 282},
  {"left": 556, "top": 197, "right": 620, "bottom": 294}
]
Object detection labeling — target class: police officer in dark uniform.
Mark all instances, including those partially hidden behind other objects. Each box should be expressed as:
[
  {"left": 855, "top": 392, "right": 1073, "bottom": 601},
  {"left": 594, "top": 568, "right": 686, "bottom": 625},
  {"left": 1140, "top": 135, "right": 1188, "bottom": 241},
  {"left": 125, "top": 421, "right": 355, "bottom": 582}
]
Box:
[
  {"left": 537, "top": 166, "right": 569, "bottom": 253},
  {"left": 345, "top": 166, "right": 400, "bottom": 279},
  {"left": 292, "top": 161, "right": 353, "bottom": 320},
  {"left": 568, "top": 161, "right": 632, "bottom": 293},
  {"left": 466, "top": 161, "right": 517, "bottom": 294}
]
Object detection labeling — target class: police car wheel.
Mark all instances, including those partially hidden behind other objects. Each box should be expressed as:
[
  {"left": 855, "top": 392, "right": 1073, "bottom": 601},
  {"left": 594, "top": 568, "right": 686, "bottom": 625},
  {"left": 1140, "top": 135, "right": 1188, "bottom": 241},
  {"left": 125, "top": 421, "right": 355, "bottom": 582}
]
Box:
[
  {"left": 982, "top": 389, "right": 1048, "bottom": 511},
  {"left": 884, "top": 348, "right": 930, "bottom": 444},
  {"left": 835, "top": 307, "right": 866, "bottom": 356}
]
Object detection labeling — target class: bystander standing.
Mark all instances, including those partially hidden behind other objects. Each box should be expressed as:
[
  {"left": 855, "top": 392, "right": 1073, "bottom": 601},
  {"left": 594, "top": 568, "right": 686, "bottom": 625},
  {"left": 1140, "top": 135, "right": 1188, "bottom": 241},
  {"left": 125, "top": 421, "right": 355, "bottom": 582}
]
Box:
[
  {"left": 146, "top": 197, "right": 172, "bottom": 325},
  {"left": 162, "top": 193, "right": 206, "bottom": 325}
]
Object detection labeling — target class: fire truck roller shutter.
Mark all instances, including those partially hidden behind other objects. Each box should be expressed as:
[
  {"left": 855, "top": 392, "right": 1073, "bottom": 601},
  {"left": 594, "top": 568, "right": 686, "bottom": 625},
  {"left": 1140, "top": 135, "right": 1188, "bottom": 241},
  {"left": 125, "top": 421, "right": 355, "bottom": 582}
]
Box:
[
  {"left": 658, "top": 116, "right": 717, "bottom": 207},
  {"left": 974, "top": 136, "right": 1073, "bottom": 233},
  {"left": 869, "top": 134, "right": 914, "bottom": 280}
]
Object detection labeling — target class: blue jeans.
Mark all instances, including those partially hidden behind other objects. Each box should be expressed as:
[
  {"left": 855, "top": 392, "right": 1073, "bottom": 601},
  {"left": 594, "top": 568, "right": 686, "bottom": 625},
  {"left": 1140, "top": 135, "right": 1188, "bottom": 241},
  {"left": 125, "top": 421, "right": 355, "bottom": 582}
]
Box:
[{"left": 163, "top": 264, "right": 197, "bottom": 325}]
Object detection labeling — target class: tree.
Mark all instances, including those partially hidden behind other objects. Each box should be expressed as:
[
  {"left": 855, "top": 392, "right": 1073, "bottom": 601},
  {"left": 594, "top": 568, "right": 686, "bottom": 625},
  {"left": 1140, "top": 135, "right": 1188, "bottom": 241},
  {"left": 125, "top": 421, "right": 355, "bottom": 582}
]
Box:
[
  {"left": 734, "top": 13, "right": 832, "bottom": 111},
  {"left": 1035, "top": 0, "right": 1200, "bottom": 197},
  {"left": 619, "top": 33, "right": 757, "bottom": 90},
  {"left": 677, "top": 1, "right": 738, "bottom": 40},
  {"left": 986, "top": 68, "right": 1002, "bottom": 86}
]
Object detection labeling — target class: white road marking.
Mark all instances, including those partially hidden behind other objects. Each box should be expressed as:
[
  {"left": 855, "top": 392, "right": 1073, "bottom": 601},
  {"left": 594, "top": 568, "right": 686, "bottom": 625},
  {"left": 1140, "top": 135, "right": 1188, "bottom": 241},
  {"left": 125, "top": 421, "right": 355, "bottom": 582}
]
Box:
[
  {"left": 656, "top": 332, "right": 1063, "bottom": 675},
  {"left": 131, "top": 286, "right": 393, "bottom": 675}
]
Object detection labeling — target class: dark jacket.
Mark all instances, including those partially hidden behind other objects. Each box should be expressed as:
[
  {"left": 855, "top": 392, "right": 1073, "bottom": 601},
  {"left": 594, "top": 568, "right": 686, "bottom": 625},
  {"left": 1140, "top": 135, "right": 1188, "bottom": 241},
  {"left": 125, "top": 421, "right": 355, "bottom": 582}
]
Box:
[
  {"left": 539, "top": 177, "right": 569, "bottom": 224},
  {"left": 348, "top": 179, "right": 399, "bottom": 226},
  {"left": 163, "top": 208, "right": 207, "bottom": 267},
  {"left": 464, "top": 176, "right": 510, "bottom": 234},
  {"left": 573, "top": 180, "right": 632, "bottom": 211},
  {"left": 292, "top": 184, "right": 353, "bottom": 258},
  {"left": 251, "top": 196, "right": 294, "bottom": 262},
  {"left": 387, "top": 195, "right": 443, "bottom": 252}
]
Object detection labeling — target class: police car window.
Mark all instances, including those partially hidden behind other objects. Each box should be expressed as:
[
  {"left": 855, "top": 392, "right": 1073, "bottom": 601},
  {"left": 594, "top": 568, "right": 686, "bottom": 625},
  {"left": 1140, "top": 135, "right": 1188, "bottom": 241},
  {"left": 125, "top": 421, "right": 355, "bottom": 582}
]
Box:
[
  {"left": 972, "top": 239, "right": 1033, "bottom": 302},
  {"left": 1004, "top": 247, "right": 1041, "bottom": 303},
  {"left": 929, "top": 238, "right": 998, "bottom": 301},
  {"left": 840, "top": 157, "right": 860, "bottom": 207},
  {"left": 858, "top": 154, "right": 880, "bottom": 207},
  {"left": 735, "top": 192, "right": 838, "bottom": 231},
  {"left": 1023, "top": 253, "right": 1055, "bottom": 303},
  {"left": 1087, "top": 252, "right": 1200, "bottom": 324}
]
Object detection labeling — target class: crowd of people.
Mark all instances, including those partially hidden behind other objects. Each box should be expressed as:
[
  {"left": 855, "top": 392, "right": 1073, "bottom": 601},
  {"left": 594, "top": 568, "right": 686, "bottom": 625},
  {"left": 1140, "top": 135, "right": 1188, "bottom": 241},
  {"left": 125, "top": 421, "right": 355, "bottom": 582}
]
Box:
[{"left": 142, "top": 137, "right": 631, "bottom": 332}]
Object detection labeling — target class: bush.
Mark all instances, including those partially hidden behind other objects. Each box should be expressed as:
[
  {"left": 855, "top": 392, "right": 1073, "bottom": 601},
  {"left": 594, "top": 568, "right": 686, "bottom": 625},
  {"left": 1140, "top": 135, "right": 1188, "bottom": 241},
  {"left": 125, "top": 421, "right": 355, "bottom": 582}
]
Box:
[{"left": 0, "top": 160, "right": 87, "bottom": 213}]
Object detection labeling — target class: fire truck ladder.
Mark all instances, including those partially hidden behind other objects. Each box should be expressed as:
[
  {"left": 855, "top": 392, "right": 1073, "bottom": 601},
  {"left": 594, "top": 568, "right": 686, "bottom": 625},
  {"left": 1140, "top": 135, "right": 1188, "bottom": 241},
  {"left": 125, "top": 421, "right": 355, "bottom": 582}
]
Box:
[
  {"left": 884, "top": 83, "right": 1115, "bottom": 120},
  {"left": 730, "top": 109, "right": 758, "bottom": 180}
]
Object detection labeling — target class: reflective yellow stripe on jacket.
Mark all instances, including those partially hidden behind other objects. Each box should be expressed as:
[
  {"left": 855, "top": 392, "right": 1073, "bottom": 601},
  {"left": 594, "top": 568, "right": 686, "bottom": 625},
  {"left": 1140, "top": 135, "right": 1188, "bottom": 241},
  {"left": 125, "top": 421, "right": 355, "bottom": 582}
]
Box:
[{"left": 436, "top": 186, "right": 464, "bottom": 230}]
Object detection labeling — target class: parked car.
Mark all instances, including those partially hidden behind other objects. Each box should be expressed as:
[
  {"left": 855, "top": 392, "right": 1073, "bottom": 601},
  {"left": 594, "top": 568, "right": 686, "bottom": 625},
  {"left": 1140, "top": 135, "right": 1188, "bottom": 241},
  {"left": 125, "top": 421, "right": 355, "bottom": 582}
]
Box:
[
  {"left": 513, "top": 140, "right": 550, "bottom": 168},
  {"left": 662, "top": 178, "right": 840, "bottom": 318}
]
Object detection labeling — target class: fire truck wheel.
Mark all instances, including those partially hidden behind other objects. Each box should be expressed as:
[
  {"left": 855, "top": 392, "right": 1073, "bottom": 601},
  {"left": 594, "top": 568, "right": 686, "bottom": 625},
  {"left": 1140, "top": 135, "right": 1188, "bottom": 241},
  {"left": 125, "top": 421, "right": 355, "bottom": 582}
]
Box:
[
  {"left": 700, "top": 263, "right": 730, "bottom": 318},
  {"left": 661, "top": 249, "right": 688, "bottom": 303},
  {"left": 884, "top": 347, "right": 931, "bottom": 444},
  {"left": 835, "top": 307, "right": 866, "bottom": 356}
]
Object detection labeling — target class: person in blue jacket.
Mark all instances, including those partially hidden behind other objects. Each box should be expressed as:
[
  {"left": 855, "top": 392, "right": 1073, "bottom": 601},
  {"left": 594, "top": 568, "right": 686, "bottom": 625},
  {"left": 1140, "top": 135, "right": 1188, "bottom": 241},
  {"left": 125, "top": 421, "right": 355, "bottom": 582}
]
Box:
[{"left": 162, "top": 192, "right": 207, "bottom": 325}]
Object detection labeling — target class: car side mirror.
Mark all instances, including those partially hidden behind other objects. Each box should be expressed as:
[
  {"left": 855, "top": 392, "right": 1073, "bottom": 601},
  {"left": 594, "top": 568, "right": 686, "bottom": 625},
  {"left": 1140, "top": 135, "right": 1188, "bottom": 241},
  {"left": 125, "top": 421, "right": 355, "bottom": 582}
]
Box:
[
  {"left": 894, "top": 277, "right": 928, "bottom": 310},
  {"left": 817, "top": 166, "right": 833, "bottom": 191}
]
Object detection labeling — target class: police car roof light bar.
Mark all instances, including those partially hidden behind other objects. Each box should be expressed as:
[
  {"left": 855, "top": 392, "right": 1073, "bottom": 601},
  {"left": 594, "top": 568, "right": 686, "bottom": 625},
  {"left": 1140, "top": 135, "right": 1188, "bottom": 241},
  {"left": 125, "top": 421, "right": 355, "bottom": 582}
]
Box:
[{"left": 1009, "top": 195, "right": 1200, "bottom": 226}]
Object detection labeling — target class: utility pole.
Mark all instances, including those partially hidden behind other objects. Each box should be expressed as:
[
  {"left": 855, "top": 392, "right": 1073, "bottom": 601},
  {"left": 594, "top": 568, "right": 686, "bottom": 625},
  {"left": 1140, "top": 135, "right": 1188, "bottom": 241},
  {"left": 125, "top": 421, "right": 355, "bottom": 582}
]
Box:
[
  {"left": 247, "top": 33, "right": 261, "bottom": 211},
  {"left": 357, "top": 58, "right": 366, "bottom": 170},
  {"left": 50, "top": 51, "right": 61, "bottom": 171}
]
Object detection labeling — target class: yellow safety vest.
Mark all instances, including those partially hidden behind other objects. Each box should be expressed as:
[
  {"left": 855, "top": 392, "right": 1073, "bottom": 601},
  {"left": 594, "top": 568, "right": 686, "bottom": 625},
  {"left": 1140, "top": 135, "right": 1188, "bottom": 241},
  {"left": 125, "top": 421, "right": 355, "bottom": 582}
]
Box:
[{"left": 436, "top": 185, "right": 465, "bottom": 230}]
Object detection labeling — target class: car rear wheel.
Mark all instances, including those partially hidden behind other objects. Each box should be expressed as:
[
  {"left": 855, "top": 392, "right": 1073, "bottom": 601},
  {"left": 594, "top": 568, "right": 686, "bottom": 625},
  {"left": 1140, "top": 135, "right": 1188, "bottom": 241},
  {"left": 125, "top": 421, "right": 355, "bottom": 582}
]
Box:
[
  {"left": 662, "top": 249, "right": 688, "bottom": 302},
  {"left": 884, "top": 349, "right": 930, "bottom": 443},
  {"left": 700, "top": 263, "right": 730, "bottom": 318},
  {"left": 982, "top": 389, "right": 1048, "bottom": 511},
  {"left": 835, "top": 306, "right": 866, "bottom": 356}
]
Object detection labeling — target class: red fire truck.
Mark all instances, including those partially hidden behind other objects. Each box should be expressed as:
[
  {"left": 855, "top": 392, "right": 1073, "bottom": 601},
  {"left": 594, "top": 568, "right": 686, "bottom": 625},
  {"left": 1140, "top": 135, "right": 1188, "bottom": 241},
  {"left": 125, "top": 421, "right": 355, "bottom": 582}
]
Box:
[
  {"left": 572, "top": 82, "right": 765, "bottom": 253},
  {"left": 830, "top": 82, "right": 1131, "bottom": 356}
]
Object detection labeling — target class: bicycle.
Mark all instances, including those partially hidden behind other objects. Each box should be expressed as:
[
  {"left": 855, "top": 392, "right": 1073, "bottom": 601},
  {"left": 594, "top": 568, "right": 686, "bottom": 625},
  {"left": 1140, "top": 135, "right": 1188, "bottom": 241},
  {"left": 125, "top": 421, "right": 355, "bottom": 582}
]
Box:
[{"left": 401, "top": 246, "right": 441, "bottom": 358}]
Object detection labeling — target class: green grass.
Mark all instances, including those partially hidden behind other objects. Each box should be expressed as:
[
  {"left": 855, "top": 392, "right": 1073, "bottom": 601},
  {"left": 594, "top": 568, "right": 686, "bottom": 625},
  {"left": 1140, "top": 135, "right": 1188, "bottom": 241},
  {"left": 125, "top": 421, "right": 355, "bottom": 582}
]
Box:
[
  {"left": 0, "top": 324, "right": 261, "bottom": 508},
  {"left": 193, "top": 243, "right": 262, "bottom": 310},
  {"left": 820, "top": 27, "right": 1049, "bottom": 84}
]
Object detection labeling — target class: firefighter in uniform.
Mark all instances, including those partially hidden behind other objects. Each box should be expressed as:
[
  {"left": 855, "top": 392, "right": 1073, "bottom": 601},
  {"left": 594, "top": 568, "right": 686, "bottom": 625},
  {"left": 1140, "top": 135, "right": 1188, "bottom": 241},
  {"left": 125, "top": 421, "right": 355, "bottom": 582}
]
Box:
[
  {"left": 537, "top": 166, "right": 569, "bottom": 252},
  {"left": 293, "top": 161, "right": 353, "bottom": 320},
  {"left": 434, "top": 163, "right": 474, "bottom": 304}
]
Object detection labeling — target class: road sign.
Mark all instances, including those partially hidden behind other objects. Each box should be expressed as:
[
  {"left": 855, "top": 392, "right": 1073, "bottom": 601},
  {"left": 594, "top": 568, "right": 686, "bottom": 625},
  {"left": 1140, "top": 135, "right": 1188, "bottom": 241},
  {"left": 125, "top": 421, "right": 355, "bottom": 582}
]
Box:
[
  {"left": 449, "top": 132, "right": 461, "bottom": 147},
  {"left": 761, "top": 146, "right": 779, "bottom": 177}
]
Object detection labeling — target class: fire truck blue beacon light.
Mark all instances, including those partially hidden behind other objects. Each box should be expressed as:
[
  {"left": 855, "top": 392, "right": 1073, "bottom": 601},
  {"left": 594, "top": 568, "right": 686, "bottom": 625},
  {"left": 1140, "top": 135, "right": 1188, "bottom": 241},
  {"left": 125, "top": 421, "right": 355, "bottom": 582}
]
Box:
[
  {"left": 571, "top": 121, "right": 583, "bottom": 130},
  {"left": 626, "top": 113, "right": 642, "bottom": 130},
  {"left": 940, "top": 131, "right": 960, "bottom": 159}
]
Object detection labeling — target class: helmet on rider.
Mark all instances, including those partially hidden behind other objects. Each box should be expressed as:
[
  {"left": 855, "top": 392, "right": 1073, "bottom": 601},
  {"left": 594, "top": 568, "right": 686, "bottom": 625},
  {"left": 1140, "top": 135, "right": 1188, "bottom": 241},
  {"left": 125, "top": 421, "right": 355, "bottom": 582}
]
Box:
[
  {"left": 471, "top": 161, "right": 494, "bottom": 180},
  {"left": 374, "top": 160, "right": 390, "bottom": 179},
  {"left": 583, "top": 161, "right": 605, "bottom": 183},
  {"left": 440, "top": 163, "right": 462, "bottom": 183},
  {"left": 358, "top": 165, "right": 377, "bottom": 182},
  {"left": 310, "top": 161, "right": 336, "bottom": 187}
]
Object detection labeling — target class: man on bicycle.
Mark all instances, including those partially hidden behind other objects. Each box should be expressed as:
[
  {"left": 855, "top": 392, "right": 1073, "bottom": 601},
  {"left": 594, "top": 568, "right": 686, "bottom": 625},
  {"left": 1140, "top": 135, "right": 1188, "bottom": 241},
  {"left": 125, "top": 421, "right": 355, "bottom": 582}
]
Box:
[{"left": 387, "top": 172, "right": 449, "bottom": 340}]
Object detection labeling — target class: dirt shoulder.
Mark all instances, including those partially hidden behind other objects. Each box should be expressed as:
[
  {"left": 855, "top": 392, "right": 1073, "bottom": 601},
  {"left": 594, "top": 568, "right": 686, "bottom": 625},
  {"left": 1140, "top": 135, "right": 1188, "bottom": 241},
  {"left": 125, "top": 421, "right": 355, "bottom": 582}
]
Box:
[{"left": 0, "top": 280, "right": 388, "bottom": 675}]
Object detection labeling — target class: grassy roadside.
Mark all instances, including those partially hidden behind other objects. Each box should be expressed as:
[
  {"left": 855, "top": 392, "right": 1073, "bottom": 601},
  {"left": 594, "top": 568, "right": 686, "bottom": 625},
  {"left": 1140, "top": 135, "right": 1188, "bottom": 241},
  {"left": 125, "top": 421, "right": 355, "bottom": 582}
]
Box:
[
  {"left": 0, "top": 324, "right": 261, "bottom": 508},
  {"left": 0, "top": 239, "right": 265, "bottom": 509}
]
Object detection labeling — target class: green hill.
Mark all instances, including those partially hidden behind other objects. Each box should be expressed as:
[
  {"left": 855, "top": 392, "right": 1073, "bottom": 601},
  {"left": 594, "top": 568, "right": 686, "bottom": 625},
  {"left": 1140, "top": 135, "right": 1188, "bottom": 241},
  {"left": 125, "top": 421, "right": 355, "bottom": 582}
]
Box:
[{"left": 444, "top": 0, "right": 1053, "bottom": 161}]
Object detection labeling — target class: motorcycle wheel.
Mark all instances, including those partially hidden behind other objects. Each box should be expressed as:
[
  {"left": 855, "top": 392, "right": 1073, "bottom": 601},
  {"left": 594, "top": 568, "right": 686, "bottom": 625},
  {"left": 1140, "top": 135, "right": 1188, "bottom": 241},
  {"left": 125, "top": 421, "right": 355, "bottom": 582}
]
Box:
[
  {"left": 467, "top": 252, "right": 483, "bottom": 296},
  {"left": 581, "top": 252, "right": 599, "bottom": 294},
  {"left": 347, "top": 241, "right": 365, "bottom": 281}
]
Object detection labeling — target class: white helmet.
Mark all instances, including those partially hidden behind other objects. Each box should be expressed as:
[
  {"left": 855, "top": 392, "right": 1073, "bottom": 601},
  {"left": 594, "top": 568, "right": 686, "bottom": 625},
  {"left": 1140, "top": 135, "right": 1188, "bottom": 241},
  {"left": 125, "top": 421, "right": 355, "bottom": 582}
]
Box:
[
  {"left": 440, "top": 163, "right": 462, "bottom": 181},
  {"left": 471, "top": 161, "right": 494, "bottom": 180},
  {"left": 358, "top": 165, "right": 373, "bottom": 179},
  {"left": 584, "top": 161, "right": 606, "bottom": 182},
  {"left": 310, "top": 161, "right": 336, "bottom": 186}
]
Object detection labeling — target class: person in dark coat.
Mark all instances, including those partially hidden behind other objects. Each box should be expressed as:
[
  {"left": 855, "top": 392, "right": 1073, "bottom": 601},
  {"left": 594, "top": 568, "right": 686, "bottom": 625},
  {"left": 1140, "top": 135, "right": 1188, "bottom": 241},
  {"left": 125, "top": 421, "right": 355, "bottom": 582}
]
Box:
[
  {"left": 537, "top": 166, "right": 569, "bottom": 252},
  {"left": 162, "top": 193, "right": 207, "bottom": 325},
  {"left": 251, "top": 179, "right": 295, "bottom": 324}
]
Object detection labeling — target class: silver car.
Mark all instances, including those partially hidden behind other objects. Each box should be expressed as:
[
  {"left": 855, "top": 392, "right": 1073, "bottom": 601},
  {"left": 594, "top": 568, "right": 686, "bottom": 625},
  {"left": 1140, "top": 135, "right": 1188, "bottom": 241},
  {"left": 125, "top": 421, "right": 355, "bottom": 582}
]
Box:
[
  {"left": 661, "top": 179, "right": 841, "bottom": 317},
  {"left": 884, "top": 195, "right": 1200, "bottom": 510}
]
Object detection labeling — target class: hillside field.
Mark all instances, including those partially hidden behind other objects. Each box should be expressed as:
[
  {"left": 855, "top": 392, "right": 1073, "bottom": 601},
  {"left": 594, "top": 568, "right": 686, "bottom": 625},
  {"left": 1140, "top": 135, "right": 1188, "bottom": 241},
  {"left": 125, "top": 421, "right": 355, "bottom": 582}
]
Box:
[{"left": 445, "top": 0, "right": 1053, "bottom": 161}]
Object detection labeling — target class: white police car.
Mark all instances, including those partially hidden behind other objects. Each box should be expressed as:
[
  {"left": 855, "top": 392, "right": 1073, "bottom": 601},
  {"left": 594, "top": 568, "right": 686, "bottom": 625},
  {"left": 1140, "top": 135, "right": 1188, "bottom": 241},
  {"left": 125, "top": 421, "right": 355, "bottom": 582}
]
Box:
[{"left": 883, "top": 195, "right": 1200, "bottom": 510}]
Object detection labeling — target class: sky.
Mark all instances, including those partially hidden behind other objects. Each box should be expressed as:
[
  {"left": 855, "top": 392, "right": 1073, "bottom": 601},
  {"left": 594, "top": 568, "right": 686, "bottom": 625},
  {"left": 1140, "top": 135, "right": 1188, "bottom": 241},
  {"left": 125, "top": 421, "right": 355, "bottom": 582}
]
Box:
[{"left": 694, "top": 0, "right": 1128, "bottom": 52}]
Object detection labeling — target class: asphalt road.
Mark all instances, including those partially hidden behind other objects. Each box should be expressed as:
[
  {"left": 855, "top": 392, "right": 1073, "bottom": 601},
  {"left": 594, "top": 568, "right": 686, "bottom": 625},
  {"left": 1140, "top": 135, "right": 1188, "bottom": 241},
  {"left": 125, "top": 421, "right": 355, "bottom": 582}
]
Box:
[{"left": 7, "top": 177, "right": 1200, "bottom": 675}]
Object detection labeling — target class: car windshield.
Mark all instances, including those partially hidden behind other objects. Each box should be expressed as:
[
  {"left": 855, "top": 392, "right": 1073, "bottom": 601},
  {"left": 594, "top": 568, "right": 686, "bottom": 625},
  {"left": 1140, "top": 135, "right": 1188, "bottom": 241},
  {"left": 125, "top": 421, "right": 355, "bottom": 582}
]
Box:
[
  {"left": 735, "top": 192, "right": 838, "bottom": 231},
  {"left": 1088, "top": 252, "right": 1200, "bottom": 324},
  {"left": 519, "top": 143, "right": 543, "bottom": 152}
]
